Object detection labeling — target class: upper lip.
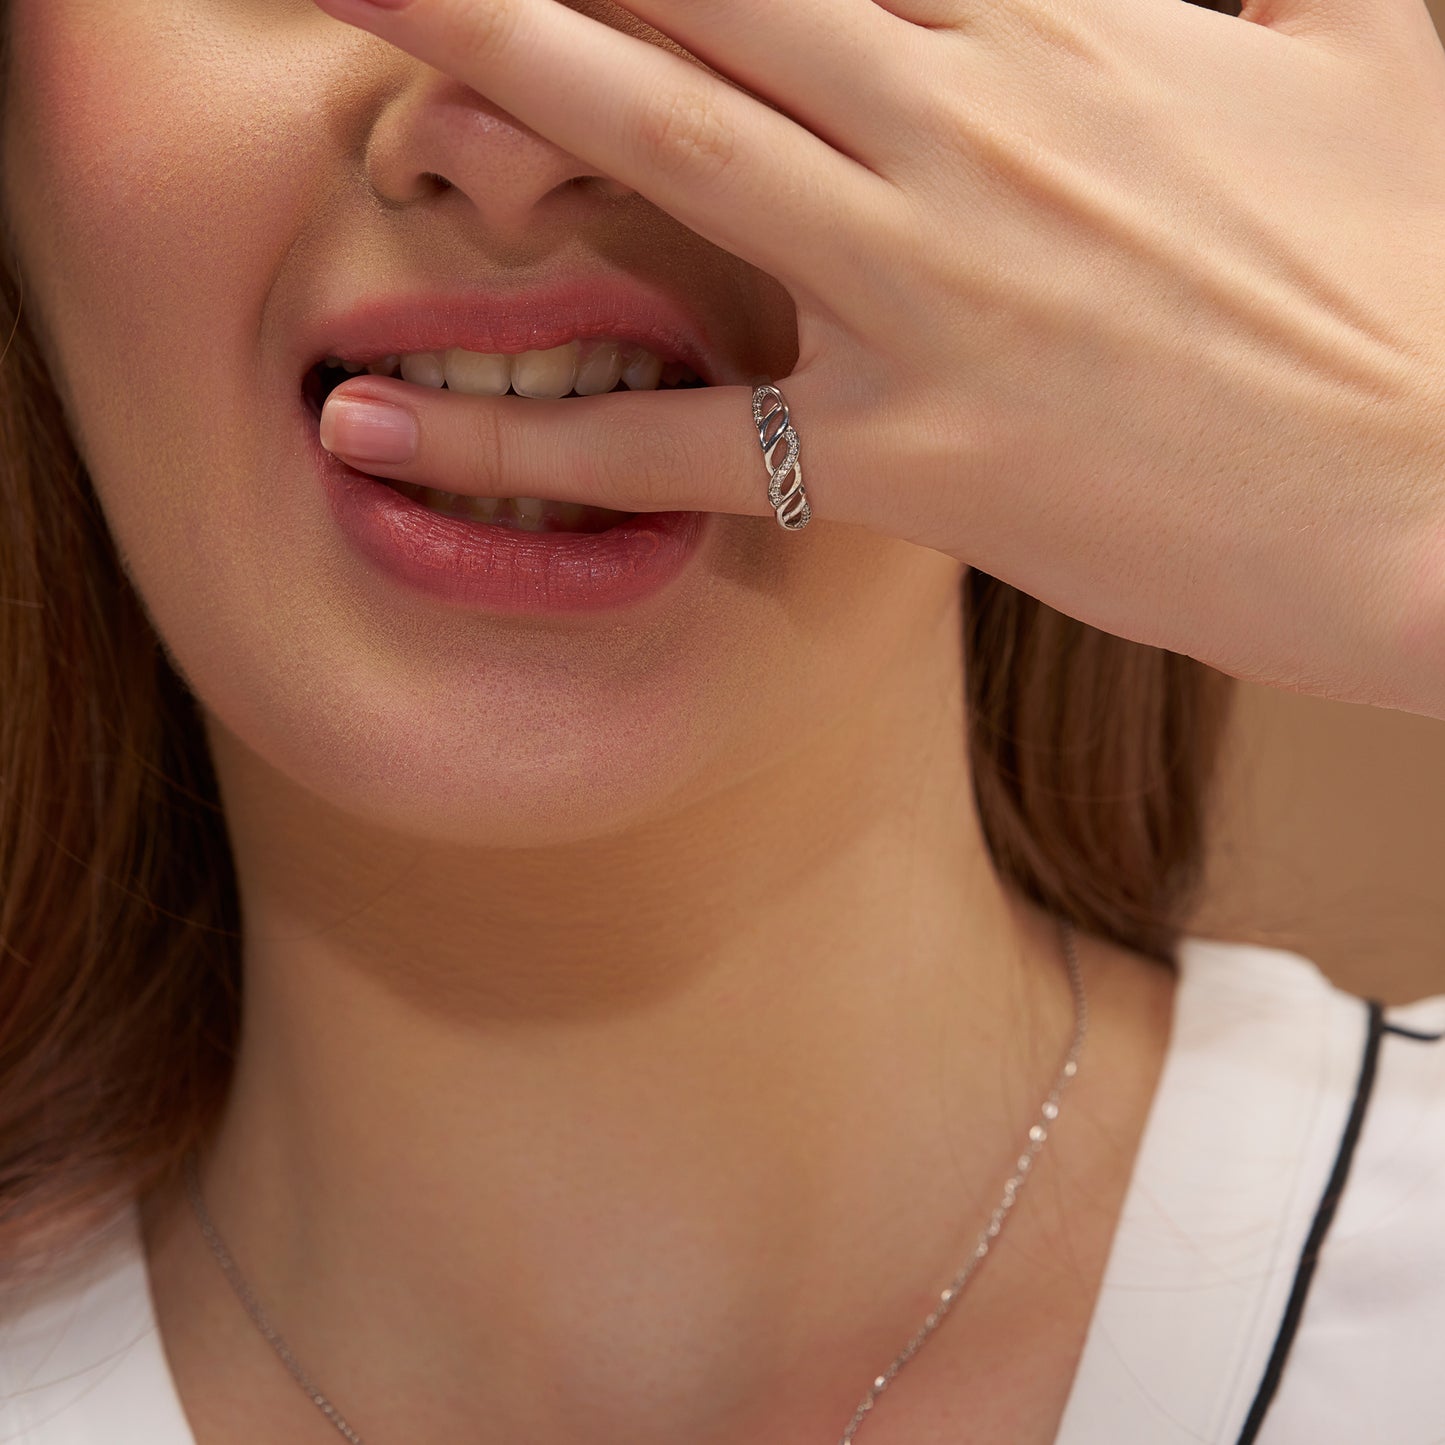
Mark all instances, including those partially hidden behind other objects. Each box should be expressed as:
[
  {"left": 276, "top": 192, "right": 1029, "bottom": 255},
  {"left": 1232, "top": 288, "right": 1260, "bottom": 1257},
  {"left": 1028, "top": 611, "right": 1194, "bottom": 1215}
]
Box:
[{"left": 297, "top": 272, "right": 742, "bottom": 389}]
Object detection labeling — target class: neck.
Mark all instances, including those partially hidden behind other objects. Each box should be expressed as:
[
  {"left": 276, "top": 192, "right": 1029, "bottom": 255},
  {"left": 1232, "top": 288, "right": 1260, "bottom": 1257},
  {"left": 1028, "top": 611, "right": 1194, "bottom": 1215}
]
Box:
[{"left": 140, "top": 600, "right": 1113, "bottom": 1445}]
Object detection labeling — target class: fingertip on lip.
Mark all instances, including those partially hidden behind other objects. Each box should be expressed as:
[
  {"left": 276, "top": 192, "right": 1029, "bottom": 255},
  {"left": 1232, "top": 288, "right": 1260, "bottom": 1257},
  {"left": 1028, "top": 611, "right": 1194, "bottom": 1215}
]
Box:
[{"left": 318, "top": 393, "right": 419, "bottom": 465}]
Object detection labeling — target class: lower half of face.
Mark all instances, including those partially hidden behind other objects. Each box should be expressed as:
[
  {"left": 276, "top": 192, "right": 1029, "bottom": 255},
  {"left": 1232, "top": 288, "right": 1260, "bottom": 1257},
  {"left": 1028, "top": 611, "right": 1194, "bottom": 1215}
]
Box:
[{"left": 2, "top": 0, "right": 966, "bottom": 850}]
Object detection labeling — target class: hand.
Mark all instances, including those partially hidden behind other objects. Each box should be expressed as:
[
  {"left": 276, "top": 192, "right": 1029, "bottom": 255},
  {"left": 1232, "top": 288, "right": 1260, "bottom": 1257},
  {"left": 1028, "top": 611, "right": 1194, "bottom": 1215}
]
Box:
[{"left": 310, "top": 0, "right": 1445, "bottom": 720}]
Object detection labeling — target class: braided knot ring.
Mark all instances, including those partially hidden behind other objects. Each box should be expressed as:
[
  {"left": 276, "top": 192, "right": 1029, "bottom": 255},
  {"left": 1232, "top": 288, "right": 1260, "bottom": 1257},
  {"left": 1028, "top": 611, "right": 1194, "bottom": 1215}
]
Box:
[{"left": 752, "top": 383, "right": 812, "bottom": 531}]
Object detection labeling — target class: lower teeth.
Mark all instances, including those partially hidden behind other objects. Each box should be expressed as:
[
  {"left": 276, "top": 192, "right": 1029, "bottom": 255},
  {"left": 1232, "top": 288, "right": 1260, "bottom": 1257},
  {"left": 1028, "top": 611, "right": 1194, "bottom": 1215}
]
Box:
[{"left": 389, "top": 480, "right": 633, "bottom": 533}]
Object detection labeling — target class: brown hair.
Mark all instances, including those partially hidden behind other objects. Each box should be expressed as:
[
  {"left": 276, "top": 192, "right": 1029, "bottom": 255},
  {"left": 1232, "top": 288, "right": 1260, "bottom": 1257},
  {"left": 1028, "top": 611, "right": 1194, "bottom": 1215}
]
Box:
[{"left": 0, "top": 3, "right": 1237, "bottom": 1285}]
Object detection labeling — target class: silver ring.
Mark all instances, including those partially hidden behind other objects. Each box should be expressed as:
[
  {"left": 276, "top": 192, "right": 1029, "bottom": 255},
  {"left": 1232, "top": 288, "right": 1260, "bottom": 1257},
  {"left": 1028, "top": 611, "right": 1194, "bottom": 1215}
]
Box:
[{"left": 751, "top": 381, "right": 811, "bottom": 531}]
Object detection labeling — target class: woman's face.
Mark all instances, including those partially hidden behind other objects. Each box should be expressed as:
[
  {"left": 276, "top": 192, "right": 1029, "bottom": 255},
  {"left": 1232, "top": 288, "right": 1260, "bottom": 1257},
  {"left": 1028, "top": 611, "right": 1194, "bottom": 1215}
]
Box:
[{"left": 1, "top": 0, "right": 965, "bottom": 850}]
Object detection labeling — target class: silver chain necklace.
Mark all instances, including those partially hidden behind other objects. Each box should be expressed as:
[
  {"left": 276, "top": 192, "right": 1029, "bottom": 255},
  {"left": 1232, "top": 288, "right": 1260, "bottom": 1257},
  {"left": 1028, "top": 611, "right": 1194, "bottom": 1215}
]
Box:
[{"left": 183, "top": 915, "right": 1085, "bottom": 1444}]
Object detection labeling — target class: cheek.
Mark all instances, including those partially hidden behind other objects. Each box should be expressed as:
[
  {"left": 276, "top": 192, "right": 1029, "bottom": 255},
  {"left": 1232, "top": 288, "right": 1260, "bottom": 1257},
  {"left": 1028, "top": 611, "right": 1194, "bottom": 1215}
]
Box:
[
  {"left": 7, "top": 3, "right": 299, "bottom": 323},
  {"left": 2, "top": 1, "right": 327, "bottom": 527},
  {"left": 0, "top": 2, "right": 963, "bottom": 843}
]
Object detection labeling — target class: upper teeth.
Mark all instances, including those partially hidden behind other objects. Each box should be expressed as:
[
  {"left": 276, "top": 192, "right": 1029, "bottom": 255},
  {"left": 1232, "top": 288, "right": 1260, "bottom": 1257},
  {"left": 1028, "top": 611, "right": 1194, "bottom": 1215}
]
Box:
[{"left": 324, "top": 339, "right": 700, "bottom": 400}]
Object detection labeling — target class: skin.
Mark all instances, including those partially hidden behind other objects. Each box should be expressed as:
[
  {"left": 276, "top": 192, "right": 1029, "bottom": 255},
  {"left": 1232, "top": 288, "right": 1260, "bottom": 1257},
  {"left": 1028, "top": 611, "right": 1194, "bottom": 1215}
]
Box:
[
  {"left": 309, "top": 0, "right": 1445, "bottom": 723},
  {"left": 3, "top": 3, "right": 1175, "bottom": 1441}
]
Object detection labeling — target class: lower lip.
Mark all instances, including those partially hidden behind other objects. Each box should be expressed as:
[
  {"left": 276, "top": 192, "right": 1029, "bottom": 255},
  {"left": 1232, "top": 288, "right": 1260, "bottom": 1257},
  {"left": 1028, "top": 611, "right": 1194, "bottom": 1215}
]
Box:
[{"left": 310, "top": 409, "right": 709, "bottom": 615}]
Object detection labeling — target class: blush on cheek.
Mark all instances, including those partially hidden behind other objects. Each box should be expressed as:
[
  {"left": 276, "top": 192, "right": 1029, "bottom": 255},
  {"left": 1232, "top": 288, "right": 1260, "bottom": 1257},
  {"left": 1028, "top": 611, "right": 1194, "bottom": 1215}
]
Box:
[
  {"left": 3, "top": 0, "right": 354, "bottom": 518},
  {"left": 0, "top": 0, "right": 335, "bottom": 587},
  {"left": 4, "top": 0, "right": 321, "bottom": 343},
  {"left": 7, "top": 3, "right": 181, "bottom": 257}
]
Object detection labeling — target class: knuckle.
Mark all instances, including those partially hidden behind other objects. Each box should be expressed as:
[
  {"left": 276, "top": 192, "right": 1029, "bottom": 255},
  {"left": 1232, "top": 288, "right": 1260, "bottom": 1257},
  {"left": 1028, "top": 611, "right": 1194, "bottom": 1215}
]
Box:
[
  {"left": 462, "top": 399, "right": 510, "bottom": 490},
  {"left": 636, "top": 87, "right": 737, "bottom": 183}
]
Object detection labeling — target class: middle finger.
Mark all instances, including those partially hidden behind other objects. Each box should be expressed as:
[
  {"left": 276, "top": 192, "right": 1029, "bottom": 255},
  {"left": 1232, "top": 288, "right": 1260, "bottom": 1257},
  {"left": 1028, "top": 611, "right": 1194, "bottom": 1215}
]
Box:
[{"left": 312, "top": 0, "right": 901, "bottom": 297}]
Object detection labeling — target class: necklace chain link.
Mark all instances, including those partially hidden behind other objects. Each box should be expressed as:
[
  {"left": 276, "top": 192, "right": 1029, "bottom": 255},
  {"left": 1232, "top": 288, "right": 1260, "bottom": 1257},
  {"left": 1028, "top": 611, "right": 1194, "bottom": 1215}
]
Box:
[{"left": 184, "top": 915, "right": 1085, "bottom": 1445}]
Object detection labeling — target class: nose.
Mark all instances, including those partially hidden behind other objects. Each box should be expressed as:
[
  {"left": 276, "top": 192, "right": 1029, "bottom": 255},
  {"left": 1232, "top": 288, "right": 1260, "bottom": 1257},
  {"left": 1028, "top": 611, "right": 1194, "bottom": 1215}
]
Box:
[{"left": 361, "top": 60, "right": 639, "bottom": 247}]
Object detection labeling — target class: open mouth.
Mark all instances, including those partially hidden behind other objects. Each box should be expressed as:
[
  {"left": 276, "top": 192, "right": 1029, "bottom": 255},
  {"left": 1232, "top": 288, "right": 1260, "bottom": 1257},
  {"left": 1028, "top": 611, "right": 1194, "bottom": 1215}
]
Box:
[
  {"left": 302, "top": 341, "right": 708, "bottom": 534},
  {"left": 302, "top": 338, "right": 710, "bottom": 413}
]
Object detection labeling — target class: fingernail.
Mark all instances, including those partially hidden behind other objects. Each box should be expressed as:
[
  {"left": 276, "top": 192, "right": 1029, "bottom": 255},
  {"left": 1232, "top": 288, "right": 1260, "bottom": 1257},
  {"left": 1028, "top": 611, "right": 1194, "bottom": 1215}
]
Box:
[
  {"left": 320, "top": 397, "right": 418, "bottom": 464},
  {"left": 315, "top": 0, "right": 411, "bottom": 18}
]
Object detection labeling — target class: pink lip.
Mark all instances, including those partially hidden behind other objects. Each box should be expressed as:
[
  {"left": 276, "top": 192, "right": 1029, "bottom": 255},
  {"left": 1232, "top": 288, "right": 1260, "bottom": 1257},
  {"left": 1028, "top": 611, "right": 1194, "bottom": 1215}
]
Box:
[
  {"left": 296, "top": 273, "right": 740, "bottom": 386},
  {"left": 293, "top": 270, "right": 732, "bottom": 614},
  {"left": 303, "top": 399, "right": 712, "bottom": 616}
]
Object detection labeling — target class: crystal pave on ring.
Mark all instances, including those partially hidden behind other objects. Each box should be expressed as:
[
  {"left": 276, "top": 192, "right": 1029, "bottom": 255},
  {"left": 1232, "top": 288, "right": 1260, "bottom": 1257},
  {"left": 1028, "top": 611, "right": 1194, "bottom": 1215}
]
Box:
[{"left": 752, "top": 381, "right": 812, "bottom": 531}]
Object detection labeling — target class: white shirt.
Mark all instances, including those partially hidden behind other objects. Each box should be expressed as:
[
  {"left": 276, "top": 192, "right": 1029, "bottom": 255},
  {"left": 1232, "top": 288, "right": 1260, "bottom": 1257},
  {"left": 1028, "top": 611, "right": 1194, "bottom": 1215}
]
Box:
[{"left": 3, "top": 935, "right": 1444, "bottom": 1444}]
